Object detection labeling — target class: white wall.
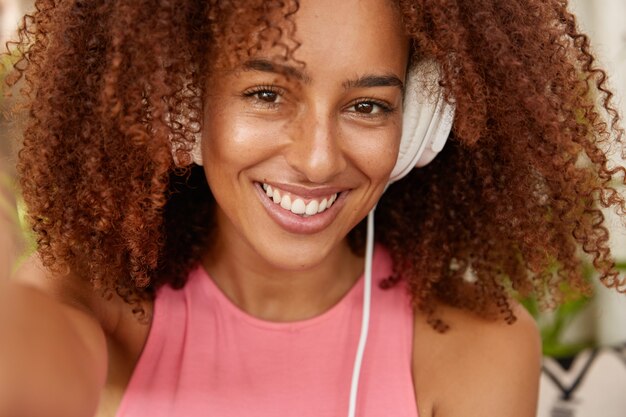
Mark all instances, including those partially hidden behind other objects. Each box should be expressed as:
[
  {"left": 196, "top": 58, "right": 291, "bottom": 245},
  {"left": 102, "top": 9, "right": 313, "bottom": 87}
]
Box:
[{"left": 0, "top": 0, "right": 21, "bottom": 49}]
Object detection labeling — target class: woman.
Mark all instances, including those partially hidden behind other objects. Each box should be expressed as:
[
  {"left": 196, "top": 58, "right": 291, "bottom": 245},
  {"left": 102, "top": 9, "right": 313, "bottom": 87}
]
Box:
[{"left": 2, "top": 0, "right": 624, "bottom": 416}]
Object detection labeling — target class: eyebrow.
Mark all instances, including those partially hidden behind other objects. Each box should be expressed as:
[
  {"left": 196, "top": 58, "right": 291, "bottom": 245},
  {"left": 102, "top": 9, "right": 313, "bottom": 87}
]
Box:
[
  {"left": 342, "top": 74, "right": 404, "bottom": 91},
  {"left": 243, "top": 59, "right": 312, "bottom": 83},
  {"left": 242, "top": 58, "right": 404, "bottom": 91}
]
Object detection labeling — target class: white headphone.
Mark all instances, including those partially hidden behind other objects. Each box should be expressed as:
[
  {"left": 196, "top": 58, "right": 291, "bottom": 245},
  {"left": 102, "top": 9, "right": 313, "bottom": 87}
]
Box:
[
  {"left": 348, "top": 60, "right": 454, "bottom": 417},
  {"left": 390, "top": 59, "right": 455, "bottom": 182}
]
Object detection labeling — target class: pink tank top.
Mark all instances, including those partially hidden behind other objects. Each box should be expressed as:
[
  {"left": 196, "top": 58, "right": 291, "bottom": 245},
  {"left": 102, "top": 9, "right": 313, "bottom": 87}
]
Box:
[{"left": 115, "top": 246, "right": 418, "bottom": 417}]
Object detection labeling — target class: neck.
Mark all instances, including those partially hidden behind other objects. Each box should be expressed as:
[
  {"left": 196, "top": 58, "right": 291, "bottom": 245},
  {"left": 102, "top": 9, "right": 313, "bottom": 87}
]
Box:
[{"left": 202, "top": 217, "right": 364, "bottom": 323}]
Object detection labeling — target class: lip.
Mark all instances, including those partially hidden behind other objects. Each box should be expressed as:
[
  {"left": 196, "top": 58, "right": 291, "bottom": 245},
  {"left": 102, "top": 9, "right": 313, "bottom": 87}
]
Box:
[{"left": 254, "top": 182, "right": 348, "bottom": 235}]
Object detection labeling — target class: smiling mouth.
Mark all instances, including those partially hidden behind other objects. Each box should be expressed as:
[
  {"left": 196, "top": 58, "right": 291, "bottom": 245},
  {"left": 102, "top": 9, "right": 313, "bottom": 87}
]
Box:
[{"left": 261, "top": 183, "right": 338, "bottom": 217}]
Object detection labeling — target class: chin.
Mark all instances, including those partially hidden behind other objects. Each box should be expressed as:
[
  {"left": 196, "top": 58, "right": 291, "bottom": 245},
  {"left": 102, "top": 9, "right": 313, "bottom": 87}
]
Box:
[{"left": 253, "top": 237, "right": 340, "bottom": 272}]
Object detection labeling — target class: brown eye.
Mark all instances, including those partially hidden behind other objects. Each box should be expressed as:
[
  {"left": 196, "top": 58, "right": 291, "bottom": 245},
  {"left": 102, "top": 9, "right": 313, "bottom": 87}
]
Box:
[
  {"left": 242, "top": 86, "right": 285, "bottom": 109},
  {"left": 257, "top": 90, "right": 278, "bottom": 103},
  {"left": 349, "top": 100, "right": 392, "bottom": 116},
  {"left": 355, "top": 102, "right": 374, "bottom": 114}
]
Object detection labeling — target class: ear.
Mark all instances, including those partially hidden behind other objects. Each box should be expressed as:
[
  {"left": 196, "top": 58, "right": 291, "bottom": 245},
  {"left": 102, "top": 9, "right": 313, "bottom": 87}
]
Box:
[
  {"left": 190, "top": 134, "right": 204, "bottom": 166},
  {"left": 166, "top": 75, "right": 204, "bottom": 167},
  {"left": 388, "top": 60, "right": 455, "bottom": 183},
  {"left": 166, "top": 99, "right": 204, "bottom": 168},
  {"left": 169, "top": 132, "right": 204, "bottom": 167}
]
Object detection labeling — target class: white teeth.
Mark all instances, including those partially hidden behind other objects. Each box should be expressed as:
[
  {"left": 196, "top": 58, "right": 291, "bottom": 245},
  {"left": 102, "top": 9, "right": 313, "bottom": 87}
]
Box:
[
  {"left": 291, "top": 198, "right": 306, "bottom": 215},
  {"left": 318, "top": 198, "right": 328, "bottom": 213},
  {"left": 280, "top": 194, "right": 292, "bottom": 210},
  {"left": 261, "top": 183, "right": 339, "bottom": 217},
  {"left": 305, "top": 200, "right": 319, "bottom": 216}
]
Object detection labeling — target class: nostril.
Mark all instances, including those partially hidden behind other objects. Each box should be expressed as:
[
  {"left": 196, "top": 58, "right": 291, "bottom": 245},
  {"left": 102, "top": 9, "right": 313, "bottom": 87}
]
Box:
[{"left": 284, "top": 116, "right": 346, "bottom": 184}]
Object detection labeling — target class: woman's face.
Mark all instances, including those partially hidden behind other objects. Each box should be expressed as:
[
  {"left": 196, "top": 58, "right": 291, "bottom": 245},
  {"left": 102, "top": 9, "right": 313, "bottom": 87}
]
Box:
[{"left": 201, "top": 0, "right": 408, "bottom": 270}]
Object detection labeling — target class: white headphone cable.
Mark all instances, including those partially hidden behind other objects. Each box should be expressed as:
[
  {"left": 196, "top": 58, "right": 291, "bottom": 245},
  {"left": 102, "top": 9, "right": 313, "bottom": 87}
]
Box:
[{"left": 347, "top": 208, "right": 375, "bottom": 417}]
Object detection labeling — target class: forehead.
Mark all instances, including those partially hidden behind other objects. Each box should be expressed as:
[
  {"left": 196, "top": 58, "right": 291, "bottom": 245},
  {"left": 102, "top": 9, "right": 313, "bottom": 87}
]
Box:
[
  {"left": 293, "top": 0, "right": 408, "bottom": 69},
  {"left": 211, "top": 0, "right": 408, "bottom": 78}
]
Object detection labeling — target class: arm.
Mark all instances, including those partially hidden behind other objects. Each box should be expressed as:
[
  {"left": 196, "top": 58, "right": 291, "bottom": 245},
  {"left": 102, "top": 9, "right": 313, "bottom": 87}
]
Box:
[
  {"left": 413, "top": 304, "right": 542, "bottom": 417},
  {"left": 0, "top": 164, "right": 23, "bottom": 280},
  {"left": 0, "top": 164, "right": 108, "bottom": 417},
  {"left": 0, "top": 278, "right": 108, "bottom": 417}
]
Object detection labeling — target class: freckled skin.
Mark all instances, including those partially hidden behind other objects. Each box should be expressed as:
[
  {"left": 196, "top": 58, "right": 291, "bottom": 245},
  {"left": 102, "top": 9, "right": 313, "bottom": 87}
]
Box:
[{"left": 200, "top": 0, "right": 408, "bottom": 317}]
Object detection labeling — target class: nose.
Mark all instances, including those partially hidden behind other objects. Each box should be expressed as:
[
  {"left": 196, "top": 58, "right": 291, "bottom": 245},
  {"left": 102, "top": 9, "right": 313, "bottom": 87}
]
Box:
[{"left": 284, "top": 110, "right": 347, "bottom": 184}]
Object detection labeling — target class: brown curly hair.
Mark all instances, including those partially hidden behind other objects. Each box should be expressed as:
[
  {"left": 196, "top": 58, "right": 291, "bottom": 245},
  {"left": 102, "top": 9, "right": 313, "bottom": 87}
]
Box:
[{"left": 4, "top": 0, "right": 626, "bottom": 328}]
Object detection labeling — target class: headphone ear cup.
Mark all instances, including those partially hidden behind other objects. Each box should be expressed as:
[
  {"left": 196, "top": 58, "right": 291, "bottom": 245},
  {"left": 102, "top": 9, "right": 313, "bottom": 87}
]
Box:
[{"left": 388, "top": 60, "right": 455, "bottom": 183}]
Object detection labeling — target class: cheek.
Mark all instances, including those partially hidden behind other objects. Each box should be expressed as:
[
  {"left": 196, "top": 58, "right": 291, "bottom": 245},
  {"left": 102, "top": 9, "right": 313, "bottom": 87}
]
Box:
[
  {"left": 203, "top": 111, "right": 286, "bottom": 170},
  {"left": 344, "top": 125, "right": 401, "bottom": 181}
]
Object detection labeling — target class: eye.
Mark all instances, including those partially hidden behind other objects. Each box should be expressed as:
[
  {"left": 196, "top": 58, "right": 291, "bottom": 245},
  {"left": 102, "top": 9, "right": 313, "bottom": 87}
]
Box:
[
  {"left": 256, "top": 90, "right": 279, "bottom": 103},
  {"left": 243, "top": 85, "right": 285, "bottom": 107},
  {"left": 349, "top": 99, "right": 393, "bottom": 116},
  {"left": 355, "top": 102, "right": 376, "bottom": 114}
]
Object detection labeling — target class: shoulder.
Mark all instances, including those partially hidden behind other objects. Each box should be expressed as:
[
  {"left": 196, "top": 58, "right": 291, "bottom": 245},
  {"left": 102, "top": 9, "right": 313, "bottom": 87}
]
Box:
[
  {"left": 13, "top": 255, "right": 151, "bottom": 357},
  {"left": 412, "top": 302, "right": 541, "bottom": 417}
]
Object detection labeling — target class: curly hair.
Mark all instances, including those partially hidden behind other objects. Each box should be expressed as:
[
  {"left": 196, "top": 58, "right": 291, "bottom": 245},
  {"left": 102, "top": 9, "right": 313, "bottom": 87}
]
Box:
[{"left": 4, "top": 0, "right": 626, "bottom": 328}]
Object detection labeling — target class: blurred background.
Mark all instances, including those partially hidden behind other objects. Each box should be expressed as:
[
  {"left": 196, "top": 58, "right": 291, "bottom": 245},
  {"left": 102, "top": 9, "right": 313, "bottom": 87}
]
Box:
[
  {"left": 1, "top": 1, "right": 626, "bottom": 416},
  {"left": 0, "top": 0, "right": 20, "bottom": 170}
]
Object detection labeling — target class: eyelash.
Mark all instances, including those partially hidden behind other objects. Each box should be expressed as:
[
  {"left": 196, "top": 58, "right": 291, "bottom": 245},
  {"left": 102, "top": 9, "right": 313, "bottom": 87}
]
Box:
[
  {"left": 242, "top": 85, "right": 285, "bottom": 108},
  {"left": 349, "top": 98, "right": 394, "bottom": 115},
  {"left": 242, "top": 85, "right": 395, "bottom": 116}
]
